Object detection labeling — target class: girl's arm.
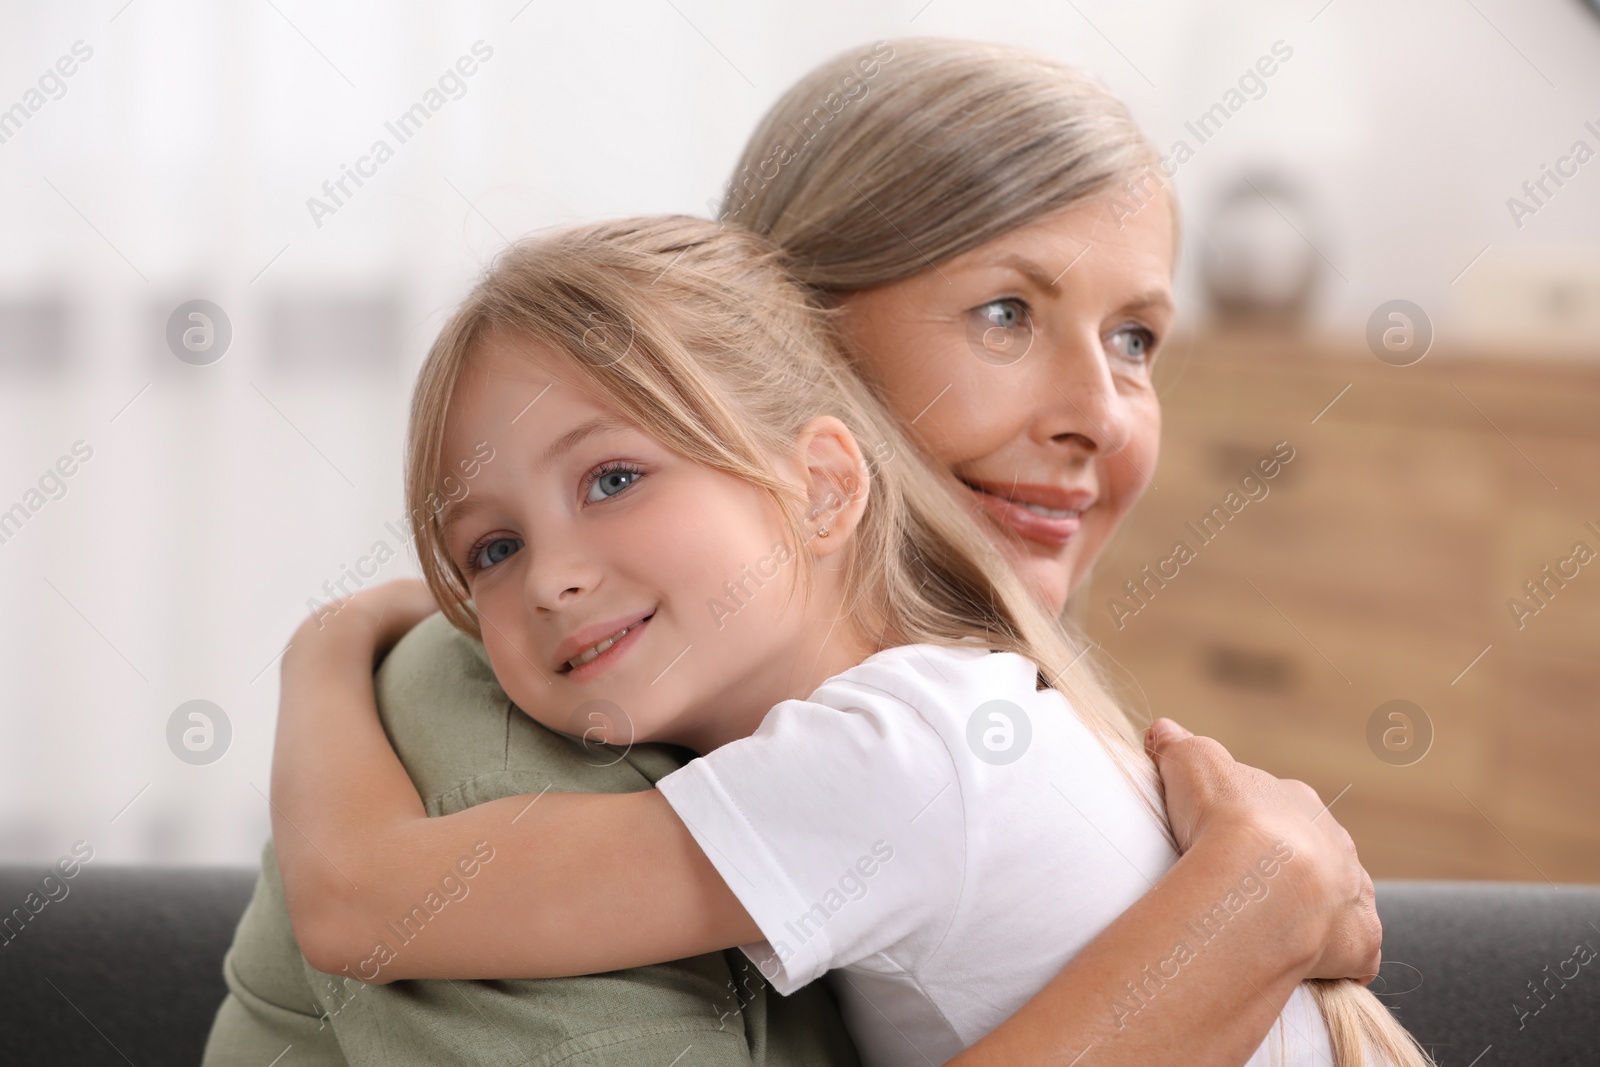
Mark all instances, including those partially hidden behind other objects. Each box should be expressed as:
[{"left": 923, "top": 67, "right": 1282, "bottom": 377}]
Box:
[
  {"left": 270, "top": 579, "right": 759, "bottom": 981},
  {"left": 276, "top": 579, "right": 1381, "bottom": 1067}
]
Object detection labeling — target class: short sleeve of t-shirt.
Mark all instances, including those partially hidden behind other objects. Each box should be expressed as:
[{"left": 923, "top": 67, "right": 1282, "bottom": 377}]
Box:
[{"left": 654, "top": 646, "right": 975, "bottom": 995}]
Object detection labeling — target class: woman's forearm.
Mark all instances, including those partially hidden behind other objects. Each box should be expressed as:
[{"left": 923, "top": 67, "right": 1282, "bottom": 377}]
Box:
[{"left": 952, "top": 824, "right": 1320, "bottom": 1067}]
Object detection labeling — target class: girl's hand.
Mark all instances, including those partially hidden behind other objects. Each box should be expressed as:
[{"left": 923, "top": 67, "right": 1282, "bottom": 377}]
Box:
[
  {"left": 288, "top": 577, "right": 440, "bottom": 668},
  {"left": 269, "top": 572, "right": 763, "bottom": 982},
  {"left": 1144, "top": 717, "right": 1382, "bottom": 986}
]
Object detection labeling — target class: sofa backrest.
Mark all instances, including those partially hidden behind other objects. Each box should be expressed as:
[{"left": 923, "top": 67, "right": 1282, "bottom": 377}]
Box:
[
  {"left": 1372, "top": 880, "right": 1600, "bottom": 1067},
  {"left": 0, "top": 866, "right": 255, "bottom": 1065},
  {"left": 0, "top": 868, "right": 1596, "bottom": 1065}
]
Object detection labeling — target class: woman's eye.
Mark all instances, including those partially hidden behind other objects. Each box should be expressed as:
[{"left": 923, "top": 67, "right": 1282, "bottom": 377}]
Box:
[
  {"left": 968, "top": 298, "right": 1035, "bottom": 366},
  {"left": 980, "top": 298, "right": 1026, "bottom": 330},
  {"left": 471, "top": 536, "right": 523, "bottom": 572},
  {"left": 1106, "top": 325, "right": 1158, "bottom": 365},
  {"left": 585, "top": 466, "right": 642, "bottom": 503}
]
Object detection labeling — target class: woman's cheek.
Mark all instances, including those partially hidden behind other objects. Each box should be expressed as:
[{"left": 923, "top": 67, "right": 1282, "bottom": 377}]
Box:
[
  {"left": 853, "top": 319, "right": 1003, "bottom": 463},
  {"left": 1110, "top": 395, "right": 1161, "bottom": 512},
  {"left": 1021, "top": 547, "right": 1072, "bottom": 614},
  {"left": 911, "top": 370, "right": 1028, "bottom": 467}
]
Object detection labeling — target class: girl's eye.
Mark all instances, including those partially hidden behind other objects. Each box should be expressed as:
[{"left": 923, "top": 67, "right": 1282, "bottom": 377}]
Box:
[
  {"left": 585, "top": 464, "right": 643, "bottom": 503},
  {"left": 1106, "top": 324, "right": 1158, "bottom": 366},
  {"left": 470, "top": 536, "right": 523, "bottom": 573},
  {"left": 968, "top": 298, "right": 1035, "bottom": 366}
]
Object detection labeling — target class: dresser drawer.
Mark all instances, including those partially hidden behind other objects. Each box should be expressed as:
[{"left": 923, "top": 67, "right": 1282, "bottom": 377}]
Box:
[{"left": 1084, "top": 332, "right": 1600, "bottom": 880}]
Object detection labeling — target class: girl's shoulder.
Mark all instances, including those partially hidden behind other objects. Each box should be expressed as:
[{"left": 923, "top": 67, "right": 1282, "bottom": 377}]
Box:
[{"left": 802, "top": 642, "right": 1062, "bottom": 733}]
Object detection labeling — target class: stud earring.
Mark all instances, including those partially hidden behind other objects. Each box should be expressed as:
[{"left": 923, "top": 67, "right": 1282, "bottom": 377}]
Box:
[{"left": 817, "top": 525, "right": 830, "bottom": 538}]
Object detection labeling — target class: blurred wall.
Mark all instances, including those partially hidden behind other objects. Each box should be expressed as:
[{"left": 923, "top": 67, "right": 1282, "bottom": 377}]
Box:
[{"left": 0, "top": 0, "right": 1596, "bottom": 865}]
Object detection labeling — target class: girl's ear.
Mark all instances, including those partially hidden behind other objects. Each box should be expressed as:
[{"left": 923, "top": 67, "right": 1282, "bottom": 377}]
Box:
[{"left": 791, "top": 416, "right": 869, "bottom": 560}]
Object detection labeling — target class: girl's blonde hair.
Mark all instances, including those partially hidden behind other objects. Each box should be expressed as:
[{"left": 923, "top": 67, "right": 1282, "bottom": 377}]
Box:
[
  {"left": 407, "top": 215, "right": 1097, "bottom": 706},
  {"left": 717, "top": 36, "right": 1429, "bottom": 1067},
  {"left": 406, "top": 216, "right": 1427, "bottom": 1067}
]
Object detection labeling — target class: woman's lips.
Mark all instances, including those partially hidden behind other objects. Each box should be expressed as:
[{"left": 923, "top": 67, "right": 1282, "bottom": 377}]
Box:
[{"left": 962, "top": 481, "right": 1093, "bottom": 547}]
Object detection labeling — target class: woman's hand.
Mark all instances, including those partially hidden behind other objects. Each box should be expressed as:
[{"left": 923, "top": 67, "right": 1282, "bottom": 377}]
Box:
[
  {"left": 955, "top": 718, "right": 1380, "bottom": 1066},
  {"left": 1144, "top": 716, "right": 1381, "bottom": 985}
]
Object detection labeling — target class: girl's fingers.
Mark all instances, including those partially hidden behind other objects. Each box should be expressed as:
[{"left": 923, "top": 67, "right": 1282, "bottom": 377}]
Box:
[
  {"left": 347, "top": 579, "right": 439, "bottom": 650},
  {"left": 289, "top": 578, "right": 438, "bottom": 665}
]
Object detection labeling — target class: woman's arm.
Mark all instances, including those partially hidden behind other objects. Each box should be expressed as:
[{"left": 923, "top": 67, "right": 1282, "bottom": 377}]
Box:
[
  {"left": 949, "top": 721, "right": 1380, "bottom": 1067},
  {"left": 270, "top": 580, "right": 760, "bottom": 981}
]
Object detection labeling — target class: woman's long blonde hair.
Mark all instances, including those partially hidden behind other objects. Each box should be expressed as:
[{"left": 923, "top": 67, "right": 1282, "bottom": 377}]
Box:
[
  {"left": 720, "top": 36, "right": 1177, "bottom": 289},
  {"left": 716, "top": 36, "right": 1431, "bottom": 1067}
]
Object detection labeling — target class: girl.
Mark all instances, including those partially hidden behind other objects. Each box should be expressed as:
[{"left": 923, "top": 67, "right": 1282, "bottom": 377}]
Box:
[{"left": 271, "top": 215, "right": 1432, "bottom": 1067}]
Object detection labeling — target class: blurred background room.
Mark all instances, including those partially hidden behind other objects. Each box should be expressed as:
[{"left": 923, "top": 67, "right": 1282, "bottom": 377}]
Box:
[{"left": 0, "top": 0, "right": 1596, "bottom": 880}]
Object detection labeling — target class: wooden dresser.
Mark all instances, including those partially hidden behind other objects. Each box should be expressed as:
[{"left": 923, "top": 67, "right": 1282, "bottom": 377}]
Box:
[{"left": 1077, "top": 329, "right": 1600, "bottom": 882}]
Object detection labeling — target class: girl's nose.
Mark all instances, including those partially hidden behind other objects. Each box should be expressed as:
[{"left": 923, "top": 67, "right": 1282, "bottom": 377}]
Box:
[{"left": 522, "top": 534, "right": 601, "bottom": 612}]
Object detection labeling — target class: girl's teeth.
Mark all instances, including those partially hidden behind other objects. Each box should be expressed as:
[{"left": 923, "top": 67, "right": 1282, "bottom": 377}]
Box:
[
  {"left": 1021, "top": 503, "right": 1080, "bottom": 520},
  {"left": 567, "top": 625, "right": 633, "bottom": 670}
]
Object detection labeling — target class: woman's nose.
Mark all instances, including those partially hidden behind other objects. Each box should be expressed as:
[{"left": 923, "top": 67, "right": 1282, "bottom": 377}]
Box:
[{"left": 1039, "top": 337, "right": 1134, "bottom": 457}]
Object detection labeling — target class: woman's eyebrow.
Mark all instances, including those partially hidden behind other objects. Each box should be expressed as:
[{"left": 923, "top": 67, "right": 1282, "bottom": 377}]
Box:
[
  {"left": 1117, "top": 289, "right": 1176, "bottom": 315},
  {"left": 987, "top": 253, "right": 1065, "bottom": 294},
  {"left": 979, "top": 253, "right": 1175, "bottom": 316}
]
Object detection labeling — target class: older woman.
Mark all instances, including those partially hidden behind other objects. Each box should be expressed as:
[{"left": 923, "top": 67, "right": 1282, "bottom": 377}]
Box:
[{"left": 203, "top": 38, "right": 1378, "bottom": 1067}]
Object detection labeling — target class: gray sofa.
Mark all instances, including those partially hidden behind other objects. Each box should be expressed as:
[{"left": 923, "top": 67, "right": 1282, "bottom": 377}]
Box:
[{"left": 0, "top": 868, "right": 1595, "bottom": 1065}]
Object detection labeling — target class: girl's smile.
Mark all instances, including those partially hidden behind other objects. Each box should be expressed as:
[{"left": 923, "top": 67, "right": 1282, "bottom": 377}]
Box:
[
  {"left": 554, "top": 610, "right": 654, "bottom": 678},
  {"left": 435, "top": 330, "right": 874, "bottom": 754}
]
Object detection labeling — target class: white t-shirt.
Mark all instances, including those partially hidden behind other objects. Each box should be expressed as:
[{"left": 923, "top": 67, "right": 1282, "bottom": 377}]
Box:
[{"left": 656, "top": 643, "right": 1338, "bottom": 1067}]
